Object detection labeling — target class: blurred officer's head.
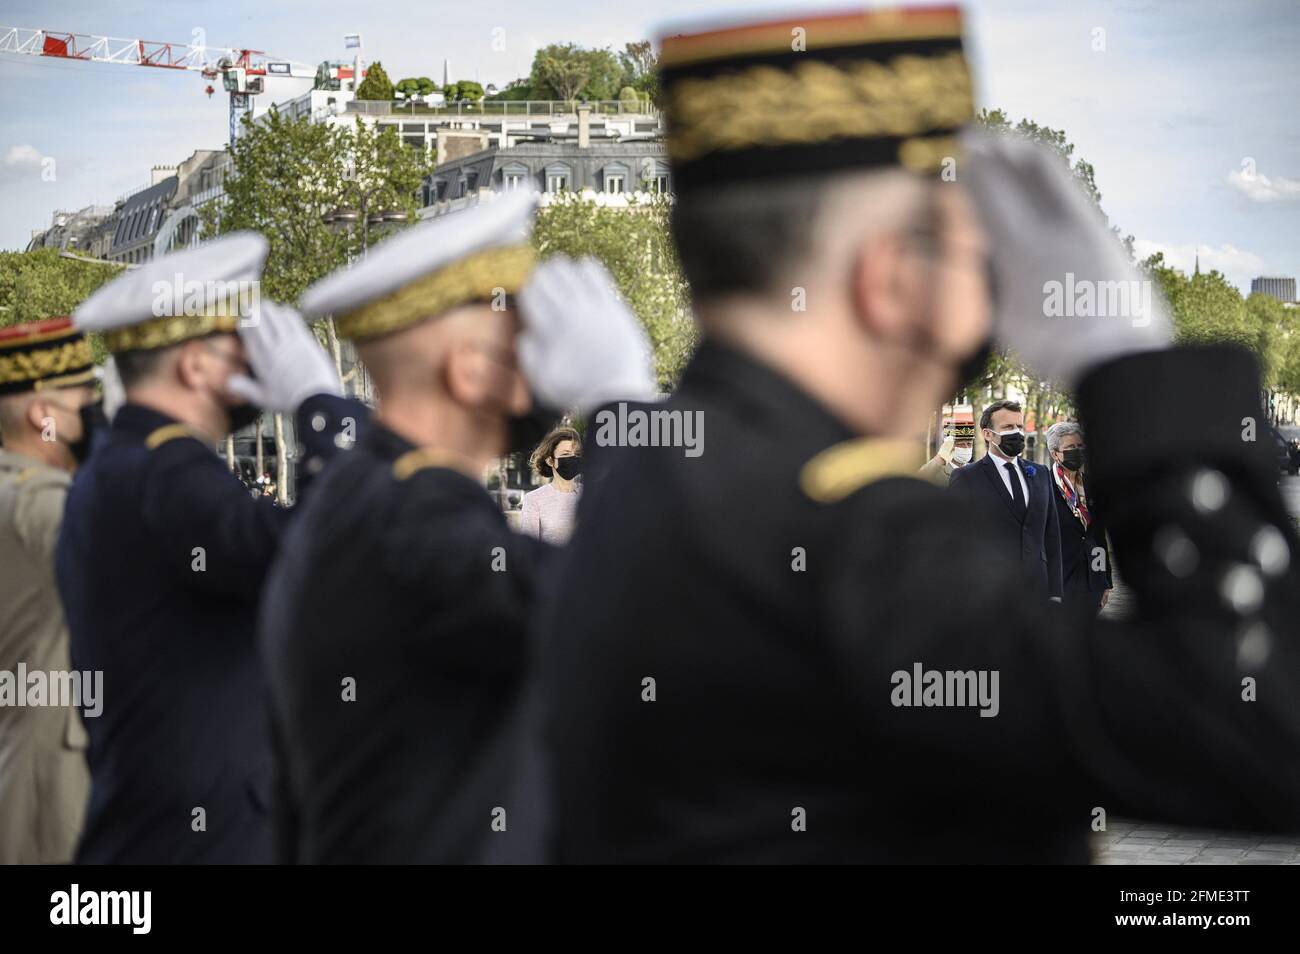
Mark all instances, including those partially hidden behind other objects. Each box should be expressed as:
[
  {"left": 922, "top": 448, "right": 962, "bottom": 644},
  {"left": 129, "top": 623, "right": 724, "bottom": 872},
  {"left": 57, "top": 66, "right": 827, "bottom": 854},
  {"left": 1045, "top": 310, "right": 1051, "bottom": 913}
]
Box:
[
  {"left": 0, "top": 384, "right": 98, "bottom": 472},
  {"left": 356, "top": 300, "right": 531, "bottom": 470},
  {"left": 658, "top": 6, "right": 983, "bottom": 436},
  {"left": 670, "top": 171, "right": 991, "bottom": 435},
  {"left": 114, "top": 332, "right": 255, "bottom": 438}
]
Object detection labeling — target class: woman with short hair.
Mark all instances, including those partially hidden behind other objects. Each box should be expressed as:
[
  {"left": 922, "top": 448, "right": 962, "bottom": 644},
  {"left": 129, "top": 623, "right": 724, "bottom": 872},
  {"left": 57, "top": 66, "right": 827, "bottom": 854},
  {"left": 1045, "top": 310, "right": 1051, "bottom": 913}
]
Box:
[
  {"left": 1046, "top": 421, "right": 1112, "bottom": 618},
  {"left": 519, "top": 426, "right": 582, "bottom": 544}
]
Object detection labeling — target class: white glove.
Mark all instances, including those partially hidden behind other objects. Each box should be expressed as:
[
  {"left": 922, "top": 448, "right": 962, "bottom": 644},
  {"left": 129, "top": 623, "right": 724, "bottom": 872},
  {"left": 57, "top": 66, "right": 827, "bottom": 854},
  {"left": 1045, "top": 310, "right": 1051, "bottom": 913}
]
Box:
[
  {"left": 227, "top": 301, "right": 341, "bottom": 413},
  {"left": 100, "top": 355, "right": 126, "bottom": 421},
  {"left": 937, "top": 434, "right": 955, "bottom": 465},
  {"left": 960, "top": 128, "right": 1172, "bottom": 386},
  {"left": 517, "top": 256, "right": 657, "bottom": 414}
]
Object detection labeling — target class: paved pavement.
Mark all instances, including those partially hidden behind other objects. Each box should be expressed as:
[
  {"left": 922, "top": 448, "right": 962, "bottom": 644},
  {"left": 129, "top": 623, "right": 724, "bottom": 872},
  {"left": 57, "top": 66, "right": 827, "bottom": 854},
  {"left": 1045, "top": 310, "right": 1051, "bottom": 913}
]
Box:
[{"left": 1091, "top": 474, "right": 1300, "bottom": 864}]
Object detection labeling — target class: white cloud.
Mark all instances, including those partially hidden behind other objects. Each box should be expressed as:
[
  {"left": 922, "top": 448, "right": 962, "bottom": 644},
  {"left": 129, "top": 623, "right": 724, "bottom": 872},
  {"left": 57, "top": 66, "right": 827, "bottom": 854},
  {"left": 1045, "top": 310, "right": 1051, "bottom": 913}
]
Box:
[
  {"left": 2, "top": 144, "right": 44, "bottom": 169},
  {"left": 1132, "top": 238, "right": 1268, "bottom": 291},
  {"left": 1226, "top": 168, "right": 1300, "bottom": 203},
  {"left": 0, "top": 143, "right": 49, "bottom": 186}
]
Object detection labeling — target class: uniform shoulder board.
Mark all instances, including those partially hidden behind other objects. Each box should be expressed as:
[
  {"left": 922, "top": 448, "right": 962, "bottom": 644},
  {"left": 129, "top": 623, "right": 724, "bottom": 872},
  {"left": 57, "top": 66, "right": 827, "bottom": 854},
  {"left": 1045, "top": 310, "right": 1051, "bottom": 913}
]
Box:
[
  {"left": 392, "top": 447, "right": 477, "bottom": 481},
  {"left": 800, "top": 438, "right": 925, "bottom": 504},
  {"left": 145, "top": 423, "right": 209, "bottom": 451}
]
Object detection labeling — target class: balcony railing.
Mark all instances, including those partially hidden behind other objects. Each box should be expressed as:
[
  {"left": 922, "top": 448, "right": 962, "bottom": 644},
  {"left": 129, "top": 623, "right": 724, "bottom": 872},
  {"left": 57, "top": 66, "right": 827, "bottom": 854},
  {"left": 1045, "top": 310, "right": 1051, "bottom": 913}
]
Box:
[{"left": 351, "top": 99, "right": 660, "bottom": 119}]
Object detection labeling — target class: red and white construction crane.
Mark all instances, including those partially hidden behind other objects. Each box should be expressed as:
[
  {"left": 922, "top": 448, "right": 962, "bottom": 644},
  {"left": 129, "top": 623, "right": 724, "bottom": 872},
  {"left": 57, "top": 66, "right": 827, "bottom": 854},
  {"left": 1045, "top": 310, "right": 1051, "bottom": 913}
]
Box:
[{"left": 0, "top": 25, "right": 322, "bottom": 144}]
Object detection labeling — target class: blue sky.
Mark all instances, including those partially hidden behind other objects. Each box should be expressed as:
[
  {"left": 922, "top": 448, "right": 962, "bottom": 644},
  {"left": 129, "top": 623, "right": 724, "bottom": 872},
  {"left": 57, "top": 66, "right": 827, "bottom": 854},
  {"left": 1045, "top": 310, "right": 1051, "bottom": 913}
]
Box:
[{"left": 2, "top": 0, "right": 1297, "bottom": 293}]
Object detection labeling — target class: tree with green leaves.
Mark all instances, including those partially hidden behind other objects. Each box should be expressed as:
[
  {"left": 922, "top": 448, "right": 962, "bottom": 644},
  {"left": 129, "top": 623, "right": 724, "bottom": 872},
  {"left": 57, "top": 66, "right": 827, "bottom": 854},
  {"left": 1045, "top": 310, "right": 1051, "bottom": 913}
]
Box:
[
  {"left": 0, "top": 249, "right": 122, "bottom": 362},
  {"left": 203, "top": 108, "right": 431, "bottom": 488},
  {"left": 355, "top": 60, "right": 394, "bottom": 102},
  {"left": 395, "top": 76, "right": 437, "bottom": 100},
  {"left": 452, "top": 80, "right": 484, "bottom": 103},
  {"left": 533, "top": 194, "right": 695, "bottom": 387},
  {"left": 528, "top": 44, "right": 624, "bottom": 103},
  {"left": 205, "top": 111, "right": 431, "bottom": 303},
  {"left": 530, "top": 44, "right": 590, "bottom": 102},
  {"left": 619, "top": 40, "right": 660, "bottom": 101}
]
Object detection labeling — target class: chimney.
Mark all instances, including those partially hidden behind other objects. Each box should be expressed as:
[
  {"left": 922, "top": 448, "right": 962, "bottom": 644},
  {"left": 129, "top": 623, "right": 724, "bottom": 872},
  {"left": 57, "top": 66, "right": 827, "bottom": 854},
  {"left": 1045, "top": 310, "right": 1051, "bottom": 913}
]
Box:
[{"left": 577, "top": 101, "right": 591, "bottom": 149}]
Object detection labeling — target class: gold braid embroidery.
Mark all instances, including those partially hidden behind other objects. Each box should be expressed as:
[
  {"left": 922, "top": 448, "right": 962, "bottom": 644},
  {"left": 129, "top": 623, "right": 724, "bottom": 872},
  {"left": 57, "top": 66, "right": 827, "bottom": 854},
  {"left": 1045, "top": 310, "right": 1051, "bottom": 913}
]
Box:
[
  {"left": 335, "top": 244, "right": 536, "bottom": 341},
  {"left": 103, "top": 313, "right": 242, "bottom": 354},
  {"left": 667, "top": 50, "right": 973, "bottom": 165},
  {"left": 0, "top": 339, "right": 94, "bottom": 386}
]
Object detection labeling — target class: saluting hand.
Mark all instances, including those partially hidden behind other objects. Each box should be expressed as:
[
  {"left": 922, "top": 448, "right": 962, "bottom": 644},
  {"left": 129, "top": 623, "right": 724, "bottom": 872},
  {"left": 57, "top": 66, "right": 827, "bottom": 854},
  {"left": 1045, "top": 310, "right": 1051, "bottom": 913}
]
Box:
[
  {"left": 517, "top": 256, "right": 657, "bottom": 415},
  {"left": 227, "top": 301, "right": 342, "bottom": 413},
  {"left": 959, "top": 129, "right": 1172, "bottom": 386}
]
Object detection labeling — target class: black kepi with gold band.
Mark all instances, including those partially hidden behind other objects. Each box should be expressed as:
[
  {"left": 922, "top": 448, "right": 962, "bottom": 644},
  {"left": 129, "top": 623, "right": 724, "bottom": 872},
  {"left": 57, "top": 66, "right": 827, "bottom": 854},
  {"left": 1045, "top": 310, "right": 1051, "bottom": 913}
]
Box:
[
  {"left": 659, "top": 4, "right": 973, "bottom": 191},
  {"left": 299, "top": 189, "right": 538, "bottom": 341},
  {"left": 73, "top": 232, "right": 268, "bottom": 354},
  {"left": 0, "top": 317, "right": 95, "bottom": 396}
]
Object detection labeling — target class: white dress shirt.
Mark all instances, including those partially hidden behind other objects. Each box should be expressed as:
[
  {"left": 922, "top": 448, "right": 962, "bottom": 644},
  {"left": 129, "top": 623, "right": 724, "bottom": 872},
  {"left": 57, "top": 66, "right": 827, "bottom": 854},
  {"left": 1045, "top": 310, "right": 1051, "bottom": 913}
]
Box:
[{"left": 989, "top": 450, "right": 1030, "bottom": 502}]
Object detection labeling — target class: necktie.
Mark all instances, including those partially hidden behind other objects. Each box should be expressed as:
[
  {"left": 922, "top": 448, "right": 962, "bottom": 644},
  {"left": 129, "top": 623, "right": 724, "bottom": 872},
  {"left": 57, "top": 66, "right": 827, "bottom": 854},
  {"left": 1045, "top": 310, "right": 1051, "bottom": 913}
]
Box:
[{"left": 1005, "top": 461, "right": 1026, "bottom": 517}]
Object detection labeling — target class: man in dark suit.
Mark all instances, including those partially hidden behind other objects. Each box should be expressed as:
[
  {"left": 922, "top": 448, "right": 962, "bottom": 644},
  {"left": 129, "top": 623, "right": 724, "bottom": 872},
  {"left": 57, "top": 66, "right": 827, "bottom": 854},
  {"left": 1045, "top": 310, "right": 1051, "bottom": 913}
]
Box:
[
  {"left": 56, "top": 235, "right": 367, "bottom": 863},
  {"left": 949, "top": 399, "right": 1063, "bottom": 602}
]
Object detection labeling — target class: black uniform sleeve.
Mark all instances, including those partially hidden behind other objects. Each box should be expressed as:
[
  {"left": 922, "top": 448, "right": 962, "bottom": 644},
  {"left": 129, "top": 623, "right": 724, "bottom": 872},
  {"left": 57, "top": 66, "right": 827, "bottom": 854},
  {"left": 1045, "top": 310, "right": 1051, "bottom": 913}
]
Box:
[
  {"left": 140, "top": 395, "right": 371, "bottom": 602},
  {"left": 142, "top": 440, "right": 289, "bottom": 600},
  {"left": 295, "top": 395, "right": 370, "bottom": 497},
  {"left": 1071, "top": 345, "right": 1300, "bottom": 828}
]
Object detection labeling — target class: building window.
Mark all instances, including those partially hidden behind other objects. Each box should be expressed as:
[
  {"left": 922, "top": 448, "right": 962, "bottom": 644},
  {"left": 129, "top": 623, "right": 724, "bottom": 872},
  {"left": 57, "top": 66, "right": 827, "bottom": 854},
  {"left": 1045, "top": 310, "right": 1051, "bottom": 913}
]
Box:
[
  {"left": 502, "top": 163, "right": 528, "bottom": 191},
  {"left": 545, "top": 163, "right": 571, "bottom": 193},
  {"left": 603, "top": 163, "right": 629, "bottom": 194}
]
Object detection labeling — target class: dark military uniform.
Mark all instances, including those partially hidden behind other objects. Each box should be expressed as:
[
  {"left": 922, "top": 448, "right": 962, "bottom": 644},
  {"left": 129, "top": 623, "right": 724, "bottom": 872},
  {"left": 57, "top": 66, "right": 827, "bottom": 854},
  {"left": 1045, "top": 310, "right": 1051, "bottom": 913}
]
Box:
[
  {"left": 539, "top": 339, "right": 1300, "bottom": 863},
  {"left": 259, "top": 423, "right": 550, "bottom": 863},
  {"left": 55, "top": 395, "right": 365, "bottom": 863}
]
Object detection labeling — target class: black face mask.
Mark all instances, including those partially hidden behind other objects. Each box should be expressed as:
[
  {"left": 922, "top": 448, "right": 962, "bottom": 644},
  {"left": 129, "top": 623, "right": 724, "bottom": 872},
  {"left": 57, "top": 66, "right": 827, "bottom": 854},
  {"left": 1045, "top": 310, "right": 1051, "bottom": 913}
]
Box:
[
  {"left": 69, "top": 400, "right": 107, "bottom": 466},
  {"left": 227, "top": 402, "right": 262, "bottom": 434},
  {"left": 995, "top": 431, "right": 1026, "bottom": 457},
  {"left": 507, "top": 398, "right": 560, "bottom": 459},
  {"left": 554, "top": 456, "right": 583, "bottom": 481},
  {"left": 1060, "top": 447, "right": 1085, "bottom": 471}
]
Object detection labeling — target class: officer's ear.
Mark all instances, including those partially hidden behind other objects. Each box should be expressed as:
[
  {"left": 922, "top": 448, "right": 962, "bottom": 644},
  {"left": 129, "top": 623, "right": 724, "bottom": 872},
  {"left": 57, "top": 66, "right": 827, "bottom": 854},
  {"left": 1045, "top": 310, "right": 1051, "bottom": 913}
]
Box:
[{"left": 174, "top": 340, "right": 209, "bottom": 391}]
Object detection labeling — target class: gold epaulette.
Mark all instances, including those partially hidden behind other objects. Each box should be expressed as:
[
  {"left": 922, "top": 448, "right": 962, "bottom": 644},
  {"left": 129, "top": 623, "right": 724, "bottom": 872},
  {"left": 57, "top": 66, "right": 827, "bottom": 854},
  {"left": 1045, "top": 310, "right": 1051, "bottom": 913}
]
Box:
[
  {"left": 392, "top": 447, "right": 478, "bottom": 481},
  {"left": 145, "top": 423, "right": 209, "bottom": 451},
  {"left": 10, "top": 467, "right": 37, "bottom": 485},
  {"left": 800, "top": 438, "right": 925, "bottom": 504}
]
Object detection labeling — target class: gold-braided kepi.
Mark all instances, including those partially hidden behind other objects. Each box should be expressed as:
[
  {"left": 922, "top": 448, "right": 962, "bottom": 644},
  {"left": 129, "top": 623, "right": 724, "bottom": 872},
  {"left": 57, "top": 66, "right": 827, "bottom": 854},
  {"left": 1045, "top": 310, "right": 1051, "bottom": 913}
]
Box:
[
  {"left": 299, "top": 190, "right": 539, "bottom": 341},
  {"left": 0, "top": 317, "right": 95, "bottom": 396},
  {"left": 658, "top": 5, "right": 975, "bottom": 192},
  {"left": 73, "top": 232, "right": 268, "bottom": 354}
]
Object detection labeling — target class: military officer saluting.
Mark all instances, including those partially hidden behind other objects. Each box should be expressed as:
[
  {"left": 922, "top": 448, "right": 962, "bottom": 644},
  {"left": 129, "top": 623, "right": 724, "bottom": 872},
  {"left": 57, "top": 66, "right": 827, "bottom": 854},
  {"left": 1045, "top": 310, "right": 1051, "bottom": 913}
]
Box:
[
  {"left": 57, "top": 234, "right": 368, "bottom": 864},
  {"left": 0, "top": 317, "right": 98, "bottom": 863},
  {"left": 540, "top": 5, "right": 1300, "bottom": 862},
  {"left": 260, "top": 190, "right": 653, "bottom": 863},
  {"left": 918, "top": 419, "right": 975, "bottom": 484}
]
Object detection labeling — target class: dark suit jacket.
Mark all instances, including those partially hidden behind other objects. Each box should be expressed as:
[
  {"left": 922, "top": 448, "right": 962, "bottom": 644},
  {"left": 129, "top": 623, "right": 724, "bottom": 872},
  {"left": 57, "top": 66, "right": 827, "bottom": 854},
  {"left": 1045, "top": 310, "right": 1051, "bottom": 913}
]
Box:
[
  {"left": 259, "top": 423, "right": 551, "bottom": 864},
  {"left": 55, "top": 396, "right": 366, "bottom": 864},
  {"left": 948, "top": 452, "right": 1063, "bottom": 600},
  {"left": 1049, "top": 469, "right": 1112, "bottom": 601}
]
